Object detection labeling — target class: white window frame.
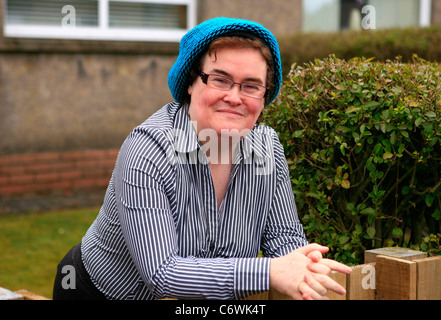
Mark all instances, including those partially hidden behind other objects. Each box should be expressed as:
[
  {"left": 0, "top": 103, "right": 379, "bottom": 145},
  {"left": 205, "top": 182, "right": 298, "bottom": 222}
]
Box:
[
  {"left": 3, "top": 0, "right": 197, "bottom": 42},
  {"left": 419, "top": 0, "right": 432, "bottom": 27}
]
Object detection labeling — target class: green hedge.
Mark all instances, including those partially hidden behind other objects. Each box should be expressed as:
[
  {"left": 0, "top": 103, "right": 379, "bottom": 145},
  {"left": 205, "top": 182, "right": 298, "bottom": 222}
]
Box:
[
  {"left": 278, "top": 26, "right": 441, "bottom": 75},
  {"left": 263, "top": 55, "right": 441, "bottom": 264}
]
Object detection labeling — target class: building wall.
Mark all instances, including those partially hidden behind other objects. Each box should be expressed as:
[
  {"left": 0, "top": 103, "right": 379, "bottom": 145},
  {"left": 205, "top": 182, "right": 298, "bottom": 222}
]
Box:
[
  {"left": 0, "top": 0, "right": 302, "bottom": 156},
  {"left": 432, "top": 0, "right": 441, "bottom": 25},
  {"left": 0, "top": 0, "right": 302, "bottom": 202}
]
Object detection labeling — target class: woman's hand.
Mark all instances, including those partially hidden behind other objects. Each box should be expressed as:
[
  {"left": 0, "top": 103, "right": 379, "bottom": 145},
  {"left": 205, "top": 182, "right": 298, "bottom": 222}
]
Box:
[{"left": 269, "top": 243, "right": 352, "bottom": 300}]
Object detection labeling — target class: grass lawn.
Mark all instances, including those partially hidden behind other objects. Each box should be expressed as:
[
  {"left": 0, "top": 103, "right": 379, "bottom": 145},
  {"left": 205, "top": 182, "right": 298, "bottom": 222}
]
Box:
[{"left": 0, "top": 208, "right": 99, "bottom": 299}]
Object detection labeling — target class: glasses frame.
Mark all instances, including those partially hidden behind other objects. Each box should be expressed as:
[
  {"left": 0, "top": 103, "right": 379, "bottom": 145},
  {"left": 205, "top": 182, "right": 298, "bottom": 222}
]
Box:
[{"left": 199, "top": 72, "right": 268, "bottom": 99}]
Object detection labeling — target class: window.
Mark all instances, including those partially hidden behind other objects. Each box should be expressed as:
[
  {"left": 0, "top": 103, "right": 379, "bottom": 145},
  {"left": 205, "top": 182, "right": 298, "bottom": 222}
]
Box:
[
  {"left": 3, "top": 0, "right": 197, "bottom": 42},
  {"left": 302, "top": 0, "right": 431, "bottom": 33}
]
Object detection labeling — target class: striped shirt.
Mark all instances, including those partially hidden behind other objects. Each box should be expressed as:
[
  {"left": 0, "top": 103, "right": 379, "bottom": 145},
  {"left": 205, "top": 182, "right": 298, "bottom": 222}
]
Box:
[{"left": 81, "top": 101, "right": 308, "bottom": 300}]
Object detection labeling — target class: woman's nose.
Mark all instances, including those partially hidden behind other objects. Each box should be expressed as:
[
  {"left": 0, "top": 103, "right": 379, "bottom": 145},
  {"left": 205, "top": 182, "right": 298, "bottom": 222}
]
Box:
[{"left": 223, "top": 84, "right": 243, "bottom": 105}]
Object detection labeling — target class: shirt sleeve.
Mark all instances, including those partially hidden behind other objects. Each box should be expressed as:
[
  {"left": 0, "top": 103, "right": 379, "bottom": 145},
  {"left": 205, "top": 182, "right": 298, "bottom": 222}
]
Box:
[{"left": 114, "top": 128, "right": 270, "bottom": 300}]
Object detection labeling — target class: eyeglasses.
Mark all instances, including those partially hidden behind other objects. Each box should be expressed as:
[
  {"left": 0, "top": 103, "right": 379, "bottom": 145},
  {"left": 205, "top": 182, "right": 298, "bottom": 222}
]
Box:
[{"left": 199, "top": 72, "right": 268, "bottom": 99}]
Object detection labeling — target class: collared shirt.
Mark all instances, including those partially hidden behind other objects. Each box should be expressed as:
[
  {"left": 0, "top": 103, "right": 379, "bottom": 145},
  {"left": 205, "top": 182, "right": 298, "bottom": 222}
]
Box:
[{"left": 81, "top": 101, "right": 308, "bottom": 300}]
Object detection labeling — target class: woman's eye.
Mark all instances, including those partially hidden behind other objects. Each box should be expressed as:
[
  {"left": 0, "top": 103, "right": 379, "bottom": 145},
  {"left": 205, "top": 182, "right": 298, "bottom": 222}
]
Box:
[
  {"left": 213, "top": 77, "right": 229, "bottom": 84},
  {"left": 243, "top": 83, "right": 259, "bottom": 91}
]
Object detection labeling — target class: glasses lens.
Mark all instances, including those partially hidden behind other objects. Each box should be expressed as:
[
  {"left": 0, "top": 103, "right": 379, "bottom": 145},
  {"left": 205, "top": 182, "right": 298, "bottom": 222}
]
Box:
[
  {"left": 203, "top": 73, "right": 266, "bottom": 98},
  {"left": 241, "top": 83, "right": 266, "bottom": 98},
  {"left": 208, "top": 75, "right": 233, "bottom": 90}
]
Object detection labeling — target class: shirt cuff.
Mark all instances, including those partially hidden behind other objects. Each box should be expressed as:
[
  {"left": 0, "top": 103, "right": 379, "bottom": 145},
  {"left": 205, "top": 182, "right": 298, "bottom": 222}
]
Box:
[{"left": 233, "top": 257, "right": 271, "bottom": 300}]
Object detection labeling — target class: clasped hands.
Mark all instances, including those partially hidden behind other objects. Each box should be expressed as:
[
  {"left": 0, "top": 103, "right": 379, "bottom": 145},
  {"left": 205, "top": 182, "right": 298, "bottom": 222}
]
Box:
[{"left": 269, "top": 243, "right": 352, "bottom": 300}]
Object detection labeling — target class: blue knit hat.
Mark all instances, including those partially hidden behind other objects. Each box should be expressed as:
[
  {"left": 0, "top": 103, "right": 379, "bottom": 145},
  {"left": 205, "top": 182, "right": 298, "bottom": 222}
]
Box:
[{"left": 168, "top": 17, "right": 282, "bottom": 106}]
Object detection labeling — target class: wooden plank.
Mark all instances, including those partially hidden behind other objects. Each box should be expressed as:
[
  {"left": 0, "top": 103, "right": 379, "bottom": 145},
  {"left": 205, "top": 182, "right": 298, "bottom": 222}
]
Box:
[
  {"left": 346, "top": 263, "right": 376, "bottom": 300},
  {"left": 268, "top": 289, "right": 291, "bottom": 300},
  {"left": 14, "top": 289, "right": 51, "bottom": 300},
  {"left": 375, "top": 255, "right": 417, "bottom": 300},
  {"left": 365, "top": 247, "right": 426, "bottom": 263},
  {"left": 244, "top": 291, "right": 269, "bottom": 300},
  {"left": 327, "top": 271, "right": 346, "bottom": 300},
  {"left": 414, "top": 256, "right": 441, "bottom": 300}
]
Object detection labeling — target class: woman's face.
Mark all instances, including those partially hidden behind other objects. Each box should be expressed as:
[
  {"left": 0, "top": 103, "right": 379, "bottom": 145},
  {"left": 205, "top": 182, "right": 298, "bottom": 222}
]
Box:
[{"left": 187, "top": 46, "right": 267, "bottom": 139}]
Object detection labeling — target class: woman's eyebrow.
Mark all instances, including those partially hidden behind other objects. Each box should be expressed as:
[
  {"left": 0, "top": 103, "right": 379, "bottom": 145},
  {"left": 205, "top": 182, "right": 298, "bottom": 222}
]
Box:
[{"left": 210, "top": 68, "right": 264, "bottom": 84}]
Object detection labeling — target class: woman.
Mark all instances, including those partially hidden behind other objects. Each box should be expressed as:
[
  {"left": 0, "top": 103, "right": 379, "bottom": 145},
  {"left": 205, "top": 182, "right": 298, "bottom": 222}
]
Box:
[{"left": 53, "top": 17, "right": 351, "bottom": 300}]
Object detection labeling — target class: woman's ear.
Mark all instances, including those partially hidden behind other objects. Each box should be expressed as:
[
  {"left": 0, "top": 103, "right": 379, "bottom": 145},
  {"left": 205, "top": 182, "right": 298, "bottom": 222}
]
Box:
[{"left": 188, "top": 84, "right": 193, "bottom": 96}]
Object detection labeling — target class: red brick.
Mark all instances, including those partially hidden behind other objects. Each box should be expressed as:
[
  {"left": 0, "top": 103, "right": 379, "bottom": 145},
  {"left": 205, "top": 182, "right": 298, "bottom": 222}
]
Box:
[
  {"left": 0, "top": 185, "right": 30, "bottom": 195},
  {"left": 34, "top": 152, "right": 60, "bottom": 163},
  {"left": 24, "top": 163, "right": 52, "bottom": 174},
  {"left": 5, "top": 154, "right": 39, "bottom": 165},
  {"left": 72, "top": 178, "right": 108, "bottom": 189},
  {"left": 35, "top": 172, "right": 59, "bottom": 183},
  {"left": 59, "top": 171, "right": 83, "bottom": 181},
  {"left": 0, "top": 176, "right": 10, "bottom": 186},
  {"left": 75, "top": 159, "right": 103, "bottom": 169},
  {"left": 48, "top": 181, "right": 74, "bottom": 190},
  {"left": 107, "top": 149, "right": 119, "bottom": 159},
  {"left": 1, "top": 165, "right": 26, "bottom": 176},
  {"left": 10, "top": 174, "right": 34, "bottom": 185},
  {"left": 61, "top": 151, "right": 86, "bottom": 161},
  {"left": 100, "top": 158, "right": 117, "bottom": 168},
  {"left": 81, "top": 150, "right": 108, "bottom": 160}
]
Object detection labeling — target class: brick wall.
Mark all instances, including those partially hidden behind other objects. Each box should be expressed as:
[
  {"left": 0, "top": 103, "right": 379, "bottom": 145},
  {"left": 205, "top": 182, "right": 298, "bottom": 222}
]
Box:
[{"left": 0, "top": 149, "right": 118, "bottom": 197}]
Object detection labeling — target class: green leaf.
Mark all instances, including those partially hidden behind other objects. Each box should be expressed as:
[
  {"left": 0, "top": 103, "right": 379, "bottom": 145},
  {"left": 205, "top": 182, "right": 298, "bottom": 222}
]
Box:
[
  {"left": 432, "top": 208, "right": 441, "bottom": 221},
  {"left": 392, "top": 227, "right": 403, "bottom": 238},
  {"left": 341, "top": 180, "right": 350, "bottom": 189},
  {"left": 415, "top": 117, "right": 423, "bottom": 127},
  {"left": 346, "top": 106, "right": 360, "bottom": 114},
  {"left": 425, "top": 111, "right": 436, "bottom": 118},
  {"left": 401, "top": 186, "right": 410, "bottom": 195},
  {"left": 366, "top": 157, "right": 375, "bottom": 172},
  {"left": 347, "top": 202, "right": 356, "bottom": 211},
  {"left": 366, "top": 226, "right": 376, "bottom": 239},
  {"left": 425, "top": 193, "right": 435, "bottom": 207},
  {"left": 360, "top": 207, "right": 375, "bottom": 215},
  {"left": 383, "top": 152, "right": 393, "bottom": 160},
  {"left": 373, "top": 143, "right": 383, "bottom": 155},
  {"left": 339, "top": 235, "right": 350, "bottom": 244},
  {"left": 364, "top": 101, "right": 380, "bottom": 109},
  {"left": 390, "top": 131, "right": 397, "bottom": 145}
]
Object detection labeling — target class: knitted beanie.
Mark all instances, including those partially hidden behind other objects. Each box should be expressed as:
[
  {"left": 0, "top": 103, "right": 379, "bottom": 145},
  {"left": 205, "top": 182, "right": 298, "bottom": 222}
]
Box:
[{"left": 168, "top": 17, "right": 282, "bottom": 106}]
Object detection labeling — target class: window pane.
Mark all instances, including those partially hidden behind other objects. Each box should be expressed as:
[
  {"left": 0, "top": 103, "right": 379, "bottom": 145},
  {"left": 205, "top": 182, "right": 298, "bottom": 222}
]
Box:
[
  {"left": 368, "top": 0, "right": 419, "bottom": 29},
  {"left": 109, "top": 2, "right": 187, "bottom": 29},
  {"left": 302, "top": 0, "right": 341, "bottom": 32},
  {"left": 6, "top": 0, "right": 98, "bottom": 26}
]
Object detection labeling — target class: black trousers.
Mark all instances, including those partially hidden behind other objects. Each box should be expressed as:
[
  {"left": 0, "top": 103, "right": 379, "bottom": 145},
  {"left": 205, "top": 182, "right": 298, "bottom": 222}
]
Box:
[{"left": 53, "top": 243, "right": 107, "bottom": 300}]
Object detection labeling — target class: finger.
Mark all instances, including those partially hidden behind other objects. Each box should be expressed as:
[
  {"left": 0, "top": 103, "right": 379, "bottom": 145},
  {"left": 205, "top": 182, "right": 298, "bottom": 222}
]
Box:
[
  {"left": 298, "top": 278, "right": 329, "bottom": 300},
  {"left": 319, "top": 258, "right": 352, "bottom": 274},
  {"left": 307, "top": 250, "right": 323, "bottom": 263},
  {"left": 296, "top": 243, "right": 329, "bottom": 256},
  {"left": 312, "top": 273, "right": 347, "bottom": 296},
  {"left": 304, "top": 273, "right": 327, "bottom": 296},
  {"left": 308, "top": 261, "right": 332, "bottom": 275}
]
